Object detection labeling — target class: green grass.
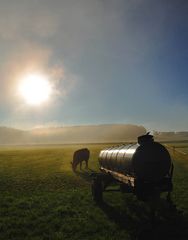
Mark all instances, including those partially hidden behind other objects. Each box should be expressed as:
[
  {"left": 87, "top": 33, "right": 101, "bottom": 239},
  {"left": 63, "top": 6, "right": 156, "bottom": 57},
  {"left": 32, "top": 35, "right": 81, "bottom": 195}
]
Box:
[
  {"left": 0, "top": 144, "right": 188, "bottom": 240},
  {"left": 166, "top": 142, "right": 188, "bottom": 154},
  {"left": 178, "top": 148, "right": 188, "bottom": 154}
]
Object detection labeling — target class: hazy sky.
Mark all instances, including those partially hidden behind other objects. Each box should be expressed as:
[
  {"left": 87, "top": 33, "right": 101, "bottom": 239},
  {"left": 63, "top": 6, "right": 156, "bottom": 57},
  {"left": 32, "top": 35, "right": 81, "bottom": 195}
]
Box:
[{"left": 0, "top": 0, "right": 188, "bottom": 131}]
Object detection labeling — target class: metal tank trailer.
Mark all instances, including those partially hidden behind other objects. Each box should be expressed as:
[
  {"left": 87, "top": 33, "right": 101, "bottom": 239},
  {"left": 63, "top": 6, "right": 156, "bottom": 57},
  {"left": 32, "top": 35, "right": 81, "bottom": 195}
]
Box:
[{"left": 91, "top": 133, "right": 174, "bottom": 209}]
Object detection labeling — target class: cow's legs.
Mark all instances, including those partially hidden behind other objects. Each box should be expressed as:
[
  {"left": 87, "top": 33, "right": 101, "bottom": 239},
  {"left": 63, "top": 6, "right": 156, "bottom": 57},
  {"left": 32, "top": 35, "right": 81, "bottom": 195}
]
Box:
[
  {"left": 85, "top": 160, "right": 88, "bottom": 169},
  {"left": 80, "top": 161, "right": 82, "bottom": 169}
]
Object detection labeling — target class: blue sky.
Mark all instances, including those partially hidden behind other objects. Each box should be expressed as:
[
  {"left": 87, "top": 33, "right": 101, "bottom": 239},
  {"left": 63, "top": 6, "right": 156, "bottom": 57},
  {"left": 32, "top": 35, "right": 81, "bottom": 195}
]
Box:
[{"left": 0, "top": 0, "right": 188, "bottom": 131}]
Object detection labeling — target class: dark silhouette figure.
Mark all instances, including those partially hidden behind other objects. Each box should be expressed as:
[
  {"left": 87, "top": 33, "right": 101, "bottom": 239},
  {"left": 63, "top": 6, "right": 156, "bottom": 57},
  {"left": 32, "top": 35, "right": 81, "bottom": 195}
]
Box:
[{"left": 71, "top": 148, "right": 90, "bottom": 172}]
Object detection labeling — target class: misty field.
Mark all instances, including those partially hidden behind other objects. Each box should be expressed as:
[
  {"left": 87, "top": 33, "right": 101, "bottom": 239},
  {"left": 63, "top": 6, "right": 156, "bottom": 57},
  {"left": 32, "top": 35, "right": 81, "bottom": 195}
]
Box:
[{"left": 0, "top": 143, "right": 188, "bottom": 240}]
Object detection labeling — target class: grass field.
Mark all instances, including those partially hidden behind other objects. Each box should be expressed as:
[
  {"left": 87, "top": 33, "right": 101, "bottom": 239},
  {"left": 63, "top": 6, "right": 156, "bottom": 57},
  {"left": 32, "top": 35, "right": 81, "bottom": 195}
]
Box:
[
  {"left": 166, "top": 141, "right": 188, "bottom": 155},
  {"left": 175, "top": 147, "right": 188, "bottom": 155},
  {"left": 0, "top": 143, "right": 188, "bottom": 240}
]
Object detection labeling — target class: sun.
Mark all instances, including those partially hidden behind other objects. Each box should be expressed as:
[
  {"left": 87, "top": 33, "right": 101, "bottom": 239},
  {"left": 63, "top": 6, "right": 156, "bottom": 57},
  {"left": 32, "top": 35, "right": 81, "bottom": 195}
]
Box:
[{"left": 18, "top": 74, "right": 52, "bottom": 105}]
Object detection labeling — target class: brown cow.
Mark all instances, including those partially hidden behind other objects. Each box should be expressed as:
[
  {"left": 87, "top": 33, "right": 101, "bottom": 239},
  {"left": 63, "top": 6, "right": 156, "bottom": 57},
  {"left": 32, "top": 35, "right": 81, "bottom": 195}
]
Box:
[{"left": 71, "top": 148, "right": 90, "bottom": 172}]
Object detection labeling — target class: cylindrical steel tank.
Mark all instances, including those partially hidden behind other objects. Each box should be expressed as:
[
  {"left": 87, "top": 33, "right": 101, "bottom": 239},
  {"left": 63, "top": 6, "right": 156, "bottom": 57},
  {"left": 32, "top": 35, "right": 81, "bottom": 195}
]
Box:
[{"left": 99, "top": 134, "right": 172, "bottom": 181}]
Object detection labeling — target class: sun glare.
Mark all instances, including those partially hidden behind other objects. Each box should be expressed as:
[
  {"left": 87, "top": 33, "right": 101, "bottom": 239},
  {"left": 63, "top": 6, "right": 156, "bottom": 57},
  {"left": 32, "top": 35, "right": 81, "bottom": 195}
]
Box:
[{"left": 18, "top": 74, "right": 52, "bottom": 105}]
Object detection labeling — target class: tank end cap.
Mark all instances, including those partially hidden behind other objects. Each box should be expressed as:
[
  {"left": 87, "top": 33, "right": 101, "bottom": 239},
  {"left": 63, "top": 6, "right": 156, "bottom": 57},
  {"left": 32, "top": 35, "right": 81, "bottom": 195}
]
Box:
[{"left": 138, "top": 132, "right": 154, "bottom": 145}]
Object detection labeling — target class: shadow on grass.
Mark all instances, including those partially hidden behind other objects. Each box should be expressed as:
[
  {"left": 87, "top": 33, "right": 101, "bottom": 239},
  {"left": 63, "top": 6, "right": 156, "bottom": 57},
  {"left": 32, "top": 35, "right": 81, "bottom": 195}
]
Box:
[
  {"left": 75, "top": 168, "right": 98, "bottom": 182},
  {"left": 98, "top": 198, "right": 188, "bottom": 240}
]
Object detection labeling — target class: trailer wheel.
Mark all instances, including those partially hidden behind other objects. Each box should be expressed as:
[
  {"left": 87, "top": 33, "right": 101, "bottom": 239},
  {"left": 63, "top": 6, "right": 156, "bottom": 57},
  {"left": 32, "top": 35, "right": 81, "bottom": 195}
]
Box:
[{"left": 92, "top": 176, "right": 103, "bottom": 204}]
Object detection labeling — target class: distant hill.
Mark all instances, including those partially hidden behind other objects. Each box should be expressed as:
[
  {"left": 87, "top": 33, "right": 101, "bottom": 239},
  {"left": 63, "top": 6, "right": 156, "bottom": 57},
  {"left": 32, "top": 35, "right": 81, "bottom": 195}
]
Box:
[
  {"left": 1, "top": 125, "right": 188, "bottom": 145},
  {"left": 0, "top": 127, "right": 29, "bottom": 145},
  {"left": 0, "top": 124, "right": 146, "bottom": 145}
]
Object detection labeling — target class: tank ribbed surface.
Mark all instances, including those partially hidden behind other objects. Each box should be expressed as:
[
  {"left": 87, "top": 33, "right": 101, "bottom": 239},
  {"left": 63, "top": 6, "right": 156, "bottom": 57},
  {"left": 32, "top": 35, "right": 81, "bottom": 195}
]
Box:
[{"left": 99, "top": 141, "right": 171, "bottom": 181}]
